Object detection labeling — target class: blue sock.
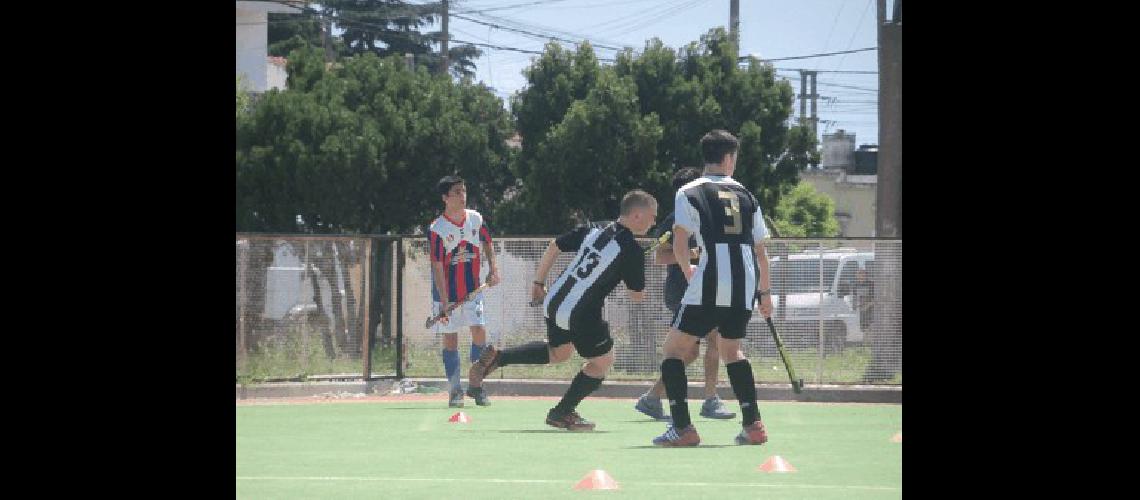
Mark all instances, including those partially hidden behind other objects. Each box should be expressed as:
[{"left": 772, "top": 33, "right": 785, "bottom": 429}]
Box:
[
  {"left": 470, "top": 343, "right": 485, "bottom": 363},
  {"left": 442, "top": 349, "right": 460, "bottom": 390}
]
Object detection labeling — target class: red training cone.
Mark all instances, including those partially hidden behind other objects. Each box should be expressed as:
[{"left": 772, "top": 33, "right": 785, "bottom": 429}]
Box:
[
  {"left": 890, "top": 431, "right": 902, "bottom": 443},
  {"left": 757, "top": 456, "right": 797, "bottom": 473},
  {"left": 573, "top": 469, "right": 620, "bottom": 490},
  {"left": 448, "top": 411, "right": 470, "bottom": 423}
]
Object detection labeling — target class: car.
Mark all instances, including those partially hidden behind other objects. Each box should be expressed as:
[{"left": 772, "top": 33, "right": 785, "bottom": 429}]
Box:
[{"left": 750, "top": 248, "right": 874, "bottom": 355}]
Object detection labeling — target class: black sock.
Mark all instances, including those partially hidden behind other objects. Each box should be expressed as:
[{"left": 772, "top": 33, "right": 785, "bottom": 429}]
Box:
[
  {"left": 552, "top": 371, "right": 604, "bottom": 415},
  {"left": 499, "top": 341, "right": 550, "bottom": 367},
  {"left": 726, "top": 359, "right": 760, "bottom": 426},
  {"left": 661, "top": 358, "right": 691, "bottom": 429}
]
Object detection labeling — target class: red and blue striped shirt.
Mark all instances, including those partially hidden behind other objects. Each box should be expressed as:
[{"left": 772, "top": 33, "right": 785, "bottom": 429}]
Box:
[{"left": 428, "top": 209, "right": 493, "bottom": 303}]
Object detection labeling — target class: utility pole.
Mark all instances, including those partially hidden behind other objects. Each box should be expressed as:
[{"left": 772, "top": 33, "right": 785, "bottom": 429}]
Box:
[
  {"left": 441, "top": 0, "right": 450, "bottom": 76},
  {"left": 866, "top": 0, "right": 901, "bottom": 384},
  {"left": 809, "top": 70, "right": 818, "bottom": 138},
  {"left": 730, "top": 0, "right": 740, "bottom": 54},
  {"left": 876, "top": 0, "right": 901, "bottom": 238},
  {"left": 800, "top": 72, "right": 808, "bottom": 126},
  {"left": 798, "top": 70, "right": 819, "bottom": 138}
]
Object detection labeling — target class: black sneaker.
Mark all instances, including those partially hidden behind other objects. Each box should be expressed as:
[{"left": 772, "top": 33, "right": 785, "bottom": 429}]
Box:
[{"left": 466, "top": 386, "right": 491, "bottom": 406}]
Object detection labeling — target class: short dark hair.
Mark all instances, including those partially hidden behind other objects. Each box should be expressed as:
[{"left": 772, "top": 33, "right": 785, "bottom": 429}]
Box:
[
  {"left": 437, "top": 175, "right": 464, "bottom": 196},
  {"left": 620, "top": 189, "right": 657, "bottom": 216},
  {"left": 672, "top": 167, "right": 703, "bottom": 190},
  {"left": 700, "top": 129, "right": 739, "bottom": 165}
]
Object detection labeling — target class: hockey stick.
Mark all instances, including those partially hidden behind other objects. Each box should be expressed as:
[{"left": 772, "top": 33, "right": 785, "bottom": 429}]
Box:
[
  {"left": 765, "top": 316, "right": 804, "bottom": 394},
  {"left": 424, "top": 282, "right": 492, "bottom": 328}
]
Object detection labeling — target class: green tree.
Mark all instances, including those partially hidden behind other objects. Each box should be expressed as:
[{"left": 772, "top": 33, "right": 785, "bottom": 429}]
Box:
[
  {"left": 771, "top": 182, "right": 841, "bottom": 237},
  {"left": 236, "top": 75, "right": 252, "bottom": 120},
  {"left": 499, "top": 29, "right": 814, "bottom": 233},
  {"left": 236, "top": 45, "right": 514, "bottom": 235},
  {"left": 497, "top": 69, "right": 664, "bottom": 232},
  {"left": 266, "top": 2, "right": 482, "bottom": 77},
  {"left": 327, "top": 0, "right": 482, "bottom": 78}
]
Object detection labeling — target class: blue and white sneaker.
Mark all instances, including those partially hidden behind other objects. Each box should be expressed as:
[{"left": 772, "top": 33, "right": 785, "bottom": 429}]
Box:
[
  {"left": 652, "top": 424, "right": 700, "bottom": 447},
  {"left": 634, "top": 394, "right": 671, "bottom": 421},
  {"left": 699, "top": 396, "right": 736, "bottom": 419}
]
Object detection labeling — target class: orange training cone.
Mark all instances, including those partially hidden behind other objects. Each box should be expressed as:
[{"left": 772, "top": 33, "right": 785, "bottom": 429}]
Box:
[
  {"left": 757, "top": 456, "right": 797, "bottom": 473},
  {"left": 573, "top": 469, "right": 620, "bottom": 490},
  {"left": 448, "top": 411, "right": 470, "bottom": 423},
  {"left": 890, "top": 431, "right": 902, "bottom": 443}
]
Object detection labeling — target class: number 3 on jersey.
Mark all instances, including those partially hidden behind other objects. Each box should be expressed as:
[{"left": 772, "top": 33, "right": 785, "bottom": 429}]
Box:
[
  {"left": 576, "top": 250, "right": 601, "bottom": 278},
  {"left": 718, "top": 191, "right": 742, "bottom": 235}
]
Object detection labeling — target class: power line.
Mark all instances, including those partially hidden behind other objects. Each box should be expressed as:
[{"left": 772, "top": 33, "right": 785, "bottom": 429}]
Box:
[
  {"left": 588, "top": 0, "right": 693, "bottom": 33},
  {"left": 466, "top": 10, "right": 630, "bottom": 48},
  {"left": 454, "top": 0, "right": 574, "bottom": 14},
  {"left": 775, "top": 68, "right": 877, "bottom": 74},
  {"left": 598, "top": 0, "right": 711, "bottom": 38},
  {"left": 834, "top": 0, "right": 874, "bottom": 71},
  {"left": 815, "top": 0, "right": 847, "bottom": 71},
  {"left": 745, "top": 47, "right": 876, "bottom": 62},
  {"left": 452, "top": 12, "right": 626, "bottom": 51}
]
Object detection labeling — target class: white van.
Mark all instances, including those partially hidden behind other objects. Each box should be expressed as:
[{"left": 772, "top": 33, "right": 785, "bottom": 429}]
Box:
[{"left": 757, "top": 248, "right": 874, "bottom": 352}]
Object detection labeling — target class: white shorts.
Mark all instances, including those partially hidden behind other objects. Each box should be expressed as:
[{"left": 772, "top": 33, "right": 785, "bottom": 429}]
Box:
[{"left": 432, "top": 294, "right": 487, "bottom": 334}]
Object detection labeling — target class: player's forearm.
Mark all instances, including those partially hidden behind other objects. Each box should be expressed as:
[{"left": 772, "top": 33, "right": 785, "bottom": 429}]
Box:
[
  {"left": 673, "top": 226, "right": 694, "bottom": 281},
  {"left": 655, "top": 244, "right": 676, "bottom": 266},
  {"left": 483, "top": 242, "right": 498, "bottom": 274},
  {"left": 431, "top": 262, "right": 450, "bottom": 303},
  {"left": 755, "top": 242, "right": 771, "bottom": 292},
  {"left": 534, "top": 241, "right": 561, "bottom": 282}
]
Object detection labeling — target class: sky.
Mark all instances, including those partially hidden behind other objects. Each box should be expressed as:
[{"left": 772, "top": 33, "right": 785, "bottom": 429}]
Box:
[{"left": 436, "top": 0, "right": 888, "bottom": 148}]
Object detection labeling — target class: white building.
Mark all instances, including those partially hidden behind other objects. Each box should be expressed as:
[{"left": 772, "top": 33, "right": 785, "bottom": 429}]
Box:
[{"left": 236, "top": 1, "right": 301, "bottom": 91}]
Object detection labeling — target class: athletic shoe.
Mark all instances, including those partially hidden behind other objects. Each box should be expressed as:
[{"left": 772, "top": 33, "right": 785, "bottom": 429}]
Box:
[
  {"left": 545, "top": 409, "right": 596, "bottom": 431},
  {"left": 634, "top": 394, "right": 671, "bottom": 420},
  {"left": 734, "top": 420, "right": 768, "bottom": 445},
  {"left": 468, "top": 345, "right": 502, "bottom": 388},
  {"left": 466, "top": 385, "right": 491, "bottom": 406},
  {"left": 448, "top": 387, "right": 464, "bottom": 408},
  {"left": 652, "top": 424, "right": 701, "bottom": 447},
  {"left": 699, "top": 396, "right": 736, "bottom": 419}
]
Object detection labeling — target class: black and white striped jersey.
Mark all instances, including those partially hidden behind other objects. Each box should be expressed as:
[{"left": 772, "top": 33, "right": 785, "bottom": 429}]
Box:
[
  {"left": 543, "top": 223, "right": 646, "bottom": 330},
  {"left": 674, "top": 174, "right": 770, "bottom": 310}
]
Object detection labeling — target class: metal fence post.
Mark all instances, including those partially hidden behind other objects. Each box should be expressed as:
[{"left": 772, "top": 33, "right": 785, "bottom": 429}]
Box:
[
  {"left": 396, "top": 236, "right": 406, "bottom": 379},
  {"left": 817, "top": 241, "right": 824, "bottom": 385},
  {"left": 362, "top": 238, "right": 372, "bottom": 380}
]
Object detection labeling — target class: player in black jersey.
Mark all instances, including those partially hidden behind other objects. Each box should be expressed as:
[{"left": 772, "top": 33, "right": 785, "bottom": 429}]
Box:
[
  {"left": 469, "top": 190, "right": 658, "bottom": 431},
  {"left": 652, "top": 130, "right": 774, "bottom": 447}
]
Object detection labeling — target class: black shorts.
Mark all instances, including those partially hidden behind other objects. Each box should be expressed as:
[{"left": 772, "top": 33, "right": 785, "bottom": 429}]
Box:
[
  {"left": 546, "top": 317, "right": 614, "bottom": 359},
  {"left": 671, "top": 304, "right": 753, "bottom": 340}
]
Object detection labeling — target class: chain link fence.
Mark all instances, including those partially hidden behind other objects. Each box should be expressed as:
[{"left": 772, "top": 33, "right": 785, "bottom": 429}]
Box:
[{"left": 236, "top": 234, "right": 901, "bottom": 385}]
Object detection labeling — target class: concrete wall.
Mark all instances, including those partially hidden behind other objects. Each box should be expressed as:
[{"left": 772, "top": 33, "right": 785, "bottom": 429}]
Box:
[
  {"left": 236, "top": 1, "right": 299, "bottom": 92},
  {"left": 801, "top": 170, "right": 877, "bottom": 237},
  {"left": 236, "top": 7, "right": 268, "bottom": 91}
]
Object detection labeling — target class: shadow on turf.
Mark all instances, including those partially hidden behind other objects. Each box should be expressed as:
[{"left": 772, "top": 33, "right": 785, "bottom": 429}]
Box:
[
  {"left": 496, "top": 430, "right": 614, "bottom": 434},
  {"left": 625, "top": 445, "right": 734, "bottom": 449}
]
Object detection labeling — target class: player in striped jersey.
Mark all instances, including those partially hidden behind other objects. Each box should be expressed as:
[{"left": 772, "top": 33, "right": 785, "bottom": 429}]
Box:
[
  {"left": 428, "top": 176, "right": 501, "bottom": 408},
  {"left": 652, "top": 130, "right": 774, "bottom": 447},
  {"left": 634, "top": 166, "right": 735, "bottom": 421},
  {"left": 468, "top": 190, "right": 658, "bottom": 431}
]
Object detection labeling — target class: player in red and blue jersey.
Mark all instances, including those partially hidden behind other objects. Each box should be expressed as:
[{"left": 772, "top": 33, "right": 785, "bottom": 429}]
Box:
[{"left": 428, "top": 175, "right": 501, "bottom": 407}]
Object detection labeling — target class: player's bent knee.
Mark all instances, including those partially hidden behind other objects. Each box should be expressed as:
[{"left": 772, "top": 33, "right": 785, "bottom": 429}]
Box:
[{"left": 549, "top": 343, "right": 574, "bottom": 363}]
